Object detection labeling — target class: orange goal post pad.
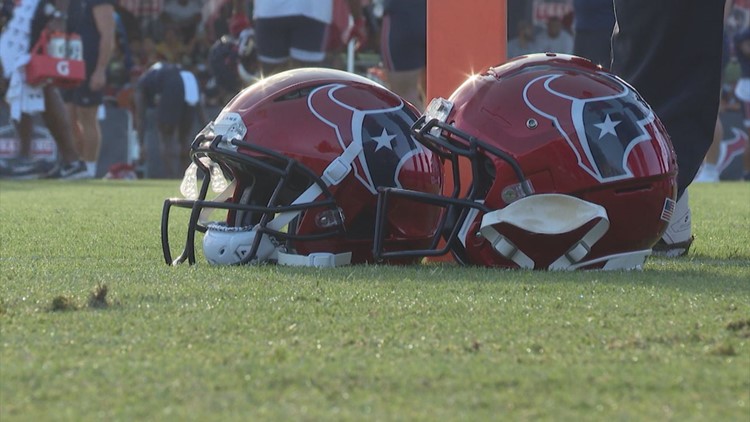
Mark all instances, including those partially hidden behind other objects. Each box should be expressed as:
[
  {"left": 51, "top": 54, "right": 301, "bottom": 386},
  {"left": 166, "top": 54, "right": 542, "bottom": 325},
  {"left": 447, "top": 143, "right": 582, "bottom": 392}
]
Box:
[{"left": 425, "top": 0, "right": 507, "bottom": 262}]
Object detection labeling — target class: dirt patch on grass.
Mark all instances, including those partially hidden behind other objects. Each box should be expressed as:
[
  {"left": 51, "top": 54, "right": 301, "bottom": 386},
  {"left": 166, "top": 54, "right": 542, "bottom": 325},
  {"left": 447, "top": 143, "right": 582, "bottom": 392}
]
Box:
[
  {"left": 726, "top": 319, "right": 750, "bottom": 338},
  {"left": 88, "top": 284, "right": 110, "bottom": 309},
  {"left": 49, "top": 295, "right": 78, "bottom": 312}
]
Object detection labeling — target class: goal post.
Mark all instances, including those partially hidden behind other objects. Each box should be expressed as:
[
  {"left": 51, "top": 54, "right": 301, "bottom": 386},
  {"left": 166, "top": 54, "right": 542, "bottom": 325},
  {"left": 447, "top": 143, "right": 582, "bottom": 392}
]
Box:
[
  {"left": 425, "top": 0, "right": 507, "bottom": 262},
  {"left": 426, "top": 0, "right": 507, "bottom": 100}
]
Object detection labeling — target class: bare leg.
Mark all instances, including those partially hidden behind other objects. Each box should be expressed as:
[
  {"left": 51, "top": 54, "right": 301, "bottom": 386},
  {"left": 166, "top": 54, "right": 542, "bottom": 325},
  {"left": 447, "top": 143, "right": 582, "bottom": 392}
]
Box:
[
  {"left": 13, "top": 114, "right": 34, "bottom": 159},
  {"left": 704, "top": 116, "right": 722, "bottom": 165},
  {"left": 74, "top": 105, "right": 102, "bottom": 163},
  {"left": 41, "top": 85, "right": 80, "bottom": 164},
  {"left": 693, "top": 114, "right": 723, "bottom": 182},
  {"left": 158, "top": 124, "right": 177, "bottom": 178}
]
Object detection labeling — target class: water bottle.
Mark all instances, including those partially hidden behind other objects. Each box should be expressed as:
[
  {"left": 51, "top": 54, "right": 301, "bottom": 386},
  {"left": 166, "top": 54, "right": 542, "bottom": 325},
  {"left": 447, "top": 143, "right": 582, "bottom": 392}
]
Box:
[
  {"left": 66, "top": 33, "right": 83, "bottom": 61},
  {"left": 47, "top": 31, "right": 67, "bottom": 58}
]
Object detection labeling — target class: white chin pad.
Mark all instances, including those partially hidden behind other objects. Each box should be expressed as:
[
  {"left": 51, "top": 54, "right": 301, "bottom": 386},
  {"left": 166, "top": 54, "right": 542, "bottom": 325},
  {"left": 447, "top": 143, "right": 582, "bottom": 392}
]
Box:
[
  {"left": 484, "top": 193, "right": 607, "bottom": 235},
  {"left": 202, "top": 223, "right": 276, "bottom": 265},
  {"left": 479, "top": 194, "right": 610, "bottom": 270}
]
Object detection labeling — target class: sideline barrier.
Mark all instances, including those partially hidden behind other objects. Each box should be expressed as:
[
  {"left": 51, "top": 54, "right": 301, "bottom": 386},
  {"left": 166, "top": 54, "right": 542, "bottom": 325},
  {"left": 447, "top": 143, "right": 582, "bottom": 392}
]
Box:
[
  {"left": 2, "top": 106, "right": 744, "bottom": 180},
  {"left": 0, "top": 103, "right": 132, "bottom": 177},
  {"left": 98, "top": 105, "right": 134, "bottom": 178},
  {"left": 0, "top": 109, "right": 57, "bottom": 162},
  {"left": 0, "top": 103, "right": 220, "bottom": 179}
]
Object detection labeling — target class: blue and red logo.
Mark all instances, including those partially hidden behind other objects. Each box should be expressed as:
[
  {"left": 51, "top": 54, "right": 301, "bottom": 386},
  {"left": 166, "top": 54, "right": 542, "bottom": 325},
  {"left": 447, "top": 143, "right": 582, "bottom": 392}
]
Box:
[
  {"left": 524, "top": 73, "right": 660, "bottom": 183},
  {"left": 307, "top": 83, "right": 430, "bottom": 193}
]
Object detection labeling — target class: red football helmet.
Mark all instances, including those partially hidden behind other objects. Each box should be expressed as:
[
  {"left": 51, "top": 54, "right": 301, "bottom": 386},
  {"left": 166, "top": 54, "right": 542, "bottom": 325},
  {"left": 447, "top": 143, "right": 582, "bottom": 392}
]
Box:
[
  {"left": 161, "top": 68, "right": 443, "bottom": 266},
  {"left": 375, "top": 54, "right": 678, "bottom": 270}
]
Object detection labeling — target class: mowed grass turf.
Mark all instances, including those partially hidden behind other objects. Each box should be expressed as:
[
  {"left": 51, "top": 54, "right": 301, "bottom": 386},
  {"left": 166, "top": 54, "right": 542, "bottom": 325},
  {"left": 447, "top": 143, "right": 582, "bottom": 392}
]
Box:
[{"left": 0, "top": 180, "right": 748, "bottom": 421}]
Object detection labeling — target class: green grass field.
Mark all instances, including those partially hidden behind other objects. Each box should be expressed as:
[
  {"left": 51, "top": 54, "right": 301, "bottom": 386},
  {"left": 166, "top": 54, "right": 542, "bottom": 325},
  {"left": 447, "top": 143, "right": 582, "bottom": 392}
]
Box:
[{"left": 1, "top": 180, "right": 748, "bottom": 421}]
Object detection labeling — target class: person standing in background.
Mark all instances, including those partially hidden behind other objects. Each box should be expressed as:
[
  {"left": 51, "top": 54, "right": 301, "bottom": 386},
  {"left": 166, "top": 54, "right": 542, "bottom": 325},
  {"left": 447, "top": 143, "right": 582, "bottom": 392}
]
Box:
[
  {"left": 0, "top": 0, "right": 88, "bottom": 179},
  {"left": 572, "top": 0, "right": 615, "bottom": 67},
  {"left": 380, "top": 0, "right": 426, "bottom": 110},
  {"left": 62, "top": 0, "right": 115, "bottom": 178},
  {"left": 252, "top": 0, "right": 366, "bottom": 77},
  {"left": 610, "top": 0, "right": 726, "bottom": 256},
  {"left": 507, "top": 19, "right": 538, "bottom": 59},
  {"left": 695, "top": 0, "right": 750, "bottom": 183},
  {"left": 133, "top": 61, "right": 201, "bottom": 178}
]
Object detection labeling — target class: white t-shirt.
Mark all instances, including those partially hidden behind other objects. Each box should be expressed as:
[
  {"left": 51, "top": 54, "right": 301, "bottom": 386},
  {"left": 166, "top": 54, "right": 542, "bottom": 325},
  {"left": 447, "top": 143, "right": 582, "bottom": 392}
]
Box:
[{"left": 253, "top": 0, "right": 333, "bottom": 24}]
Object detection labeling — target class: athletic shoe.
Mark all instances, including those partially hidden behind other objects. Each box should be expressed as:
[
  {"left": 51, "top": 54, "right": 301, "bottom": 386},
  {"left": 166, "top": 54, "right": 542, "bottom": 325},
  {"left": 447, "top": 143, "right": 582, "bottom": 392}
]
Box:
[
  {"left": 652, "top": 191, "right": 693, "bottom": 257},
  {"left": 693, "top": 164, "right": 719, "bottom": 183},
  {"left": 46, "top": 160, "right": 90, "bottom": 180},
  {"left": 1, "top": 158, "right": 54, "bottom": 180},
  {"left": 103, "top": 162, "right": 138, "bottom": 180}
]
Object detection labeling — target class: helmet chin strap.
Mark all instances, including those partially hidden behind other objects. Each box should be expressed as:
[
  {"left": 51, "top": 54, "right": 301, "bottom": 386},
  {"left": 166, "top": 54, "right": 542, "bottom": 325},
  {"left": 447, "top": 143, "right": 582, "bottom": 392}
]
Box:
[
  {"left": 276, "top": 251, "right": 353, "bottom": 268},
  {"left": 478, "top": 194, "right": 611, "bottom": 270},
  {"left": 266, "top": 135, "right": 363, "bottom": 233},
  {"left": 265, "top": 137, "right": 364, "bottom": 267}
]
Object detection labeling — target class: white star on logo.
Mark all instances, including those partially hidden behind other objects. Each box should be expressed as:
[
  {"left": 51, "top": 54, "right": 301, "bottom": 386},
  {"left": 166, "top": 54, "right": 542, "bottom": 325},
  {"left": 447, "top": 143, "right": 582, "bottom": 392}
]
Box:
[
  {"left": 594, "top": 114, "right": 621, "bottom": 140},
  {"left": 371, "top": 128, "right": 397, "bottom": 151}
]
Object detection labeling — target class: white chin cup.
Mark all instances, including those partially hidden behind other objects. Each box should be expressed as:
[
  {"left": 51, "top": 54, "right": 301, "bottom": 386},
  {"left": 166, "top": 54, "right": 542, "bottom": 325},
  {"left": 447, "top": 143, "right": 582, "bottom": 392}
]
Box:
[{"left": 202, "top": 223, "right": 276, "bottom": 265}]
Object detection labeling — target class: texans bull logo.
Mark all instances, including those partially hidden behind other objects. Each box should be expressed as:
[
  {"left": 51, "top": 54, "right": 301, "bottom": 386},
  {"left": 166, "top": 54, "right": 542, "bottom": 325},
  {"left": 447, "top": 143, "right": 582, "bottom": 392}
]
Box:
[
  {"left": 307, "top": 83, "right": 430, "bottom": 194},
  {"left": 523, "top": 73, "right": 659, "bottom": 182}
]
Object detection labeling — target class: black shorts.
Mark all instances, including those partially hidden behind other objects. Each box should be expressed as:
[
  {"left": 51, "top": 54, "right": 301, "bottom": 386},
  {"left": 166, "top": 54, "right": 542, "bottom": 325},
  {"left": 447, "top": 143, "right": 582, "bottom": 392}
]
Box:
[
  {"left": 161, "top": 69, "right": 187, "bottom": 126},
  {"left": 254, "top": 15, "right": 329, "bottom": 64},
  {"left": 61, "top": 77, "right": 104, "bottom": 107}
]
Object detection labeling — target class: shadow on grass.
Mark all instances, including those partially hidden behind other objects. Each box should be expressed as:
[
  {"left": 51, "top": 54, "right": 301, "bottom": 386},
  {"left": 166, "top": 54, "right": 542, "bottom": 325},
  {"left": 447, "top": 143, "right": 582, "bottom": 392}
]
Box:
[{"left": 267, "top": 260, "right": 750, "bottom": 293}]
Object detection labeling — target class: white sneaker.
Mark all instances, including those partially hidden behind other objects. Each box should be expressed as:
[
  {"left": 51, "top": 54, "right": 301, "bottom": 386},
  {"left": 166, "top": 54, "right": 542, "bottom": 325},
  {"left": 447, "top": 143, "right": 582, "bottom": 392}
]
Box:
[
  {"left": 653, "top": 191, "right": 693, "bottom": 257},
  {"left": 2, "top": 159, "right": 55, "bottom": 180},
  {"left": 693, "top": 164, "right": 719, "bottom": 183}
]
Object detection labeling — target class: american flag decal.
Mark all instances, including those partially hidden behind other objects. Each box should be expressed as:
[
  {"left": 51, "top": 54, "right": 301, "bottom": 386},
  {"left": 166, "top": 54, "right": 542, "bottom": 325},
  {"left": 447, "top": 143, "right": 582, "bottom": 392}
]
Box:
[{"left": 661, "top": 198, "right": 676, "bottom": 222}]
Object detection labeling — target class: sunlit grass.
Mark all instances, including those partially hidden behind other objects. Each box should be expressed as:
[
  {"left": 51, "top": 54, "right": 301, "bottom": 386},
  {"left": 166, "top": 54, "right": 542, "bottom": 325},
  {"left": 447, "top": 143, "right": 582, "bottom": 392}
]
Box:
[{"left": 0, "top": 180, "right": 748, "bottom": 420}]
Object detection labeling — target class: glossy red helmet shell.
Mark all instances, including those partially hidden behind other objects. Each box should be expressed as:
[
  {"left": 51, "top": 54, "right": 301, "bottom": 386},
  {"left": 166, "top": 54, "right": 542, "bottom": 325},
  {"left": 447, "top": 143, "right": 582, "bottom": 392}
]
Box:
[
  {"left": 401, "top": 53, "right": 678, "bottom": 270},
  {"left": 162, "top": 68, "right": 443, "bottom": 265}
]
